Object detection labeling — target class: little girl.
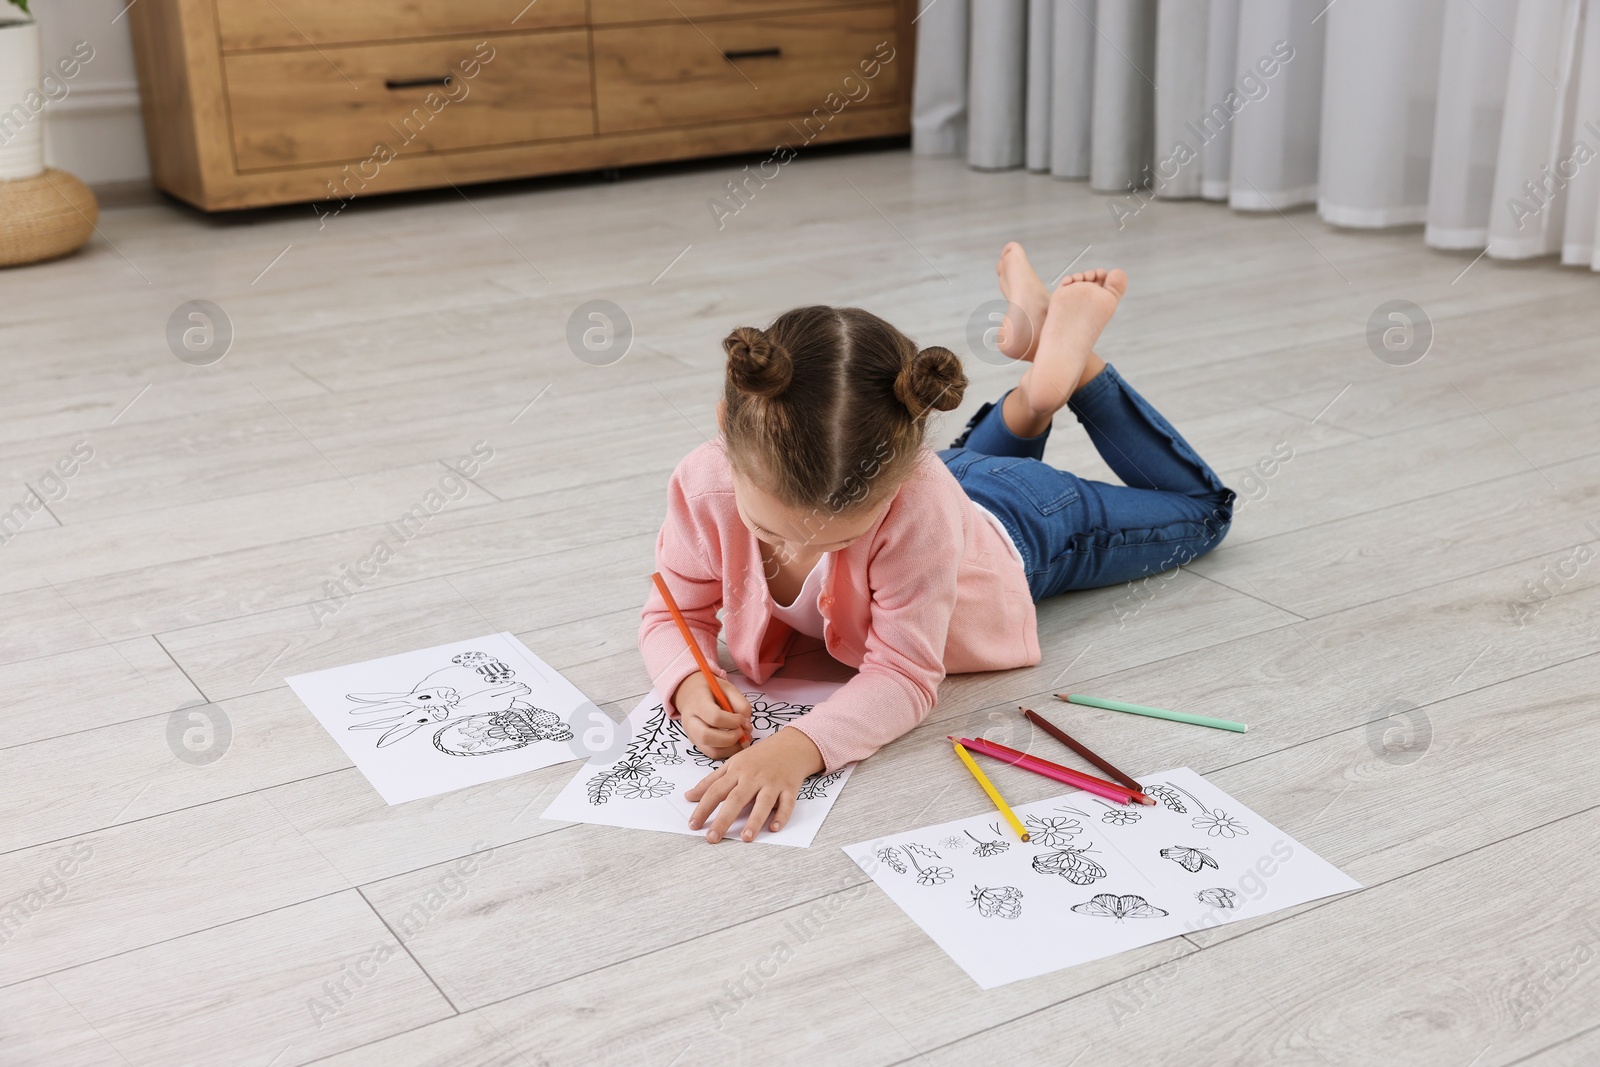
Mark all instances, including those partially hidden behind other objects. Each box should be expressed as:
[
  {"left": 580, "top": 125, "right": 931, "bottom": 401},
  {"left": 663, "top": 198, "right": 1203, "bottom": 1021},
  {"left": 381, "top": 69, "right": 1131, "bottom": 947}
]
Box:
[{"left": 641, "top": 243, "right": 1235, "bottom": 843}]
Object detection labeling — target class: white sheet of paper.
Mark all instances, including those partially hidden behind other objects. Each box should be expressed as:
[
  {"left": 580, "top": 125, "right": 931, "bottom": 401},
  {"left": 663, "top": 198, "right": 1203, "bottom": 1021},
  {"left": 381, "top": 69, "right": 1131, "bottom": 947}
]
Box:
[
  {"left": 845, "top": 766, "right": 1360, "bottom": 988},
  {"left": 287, "top": 632, "right": 590, "bottom": 805},
  {"left": 542, "top": 674, "right": 853, "bottom": 848}
]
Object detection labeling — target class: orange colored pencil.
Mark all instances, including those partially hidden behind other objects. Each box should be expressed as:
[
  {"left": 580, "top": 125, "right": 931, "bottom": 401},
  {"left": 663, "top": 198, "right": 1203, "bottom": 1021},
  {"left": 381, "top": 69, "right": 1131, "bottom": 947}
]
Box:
[{"left": 651, "top": 572, "right": 747, "bottom": 741}]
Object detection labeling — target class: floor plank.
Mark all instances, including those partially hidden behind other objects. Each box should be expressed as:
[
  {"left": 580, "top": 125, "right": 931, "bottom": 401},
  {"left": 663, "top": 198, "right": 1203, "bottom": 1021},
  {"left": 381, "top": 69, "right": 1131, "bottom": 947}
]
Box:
[{"left": 47, "top": 891, "right": 455, "bottom": 1067}]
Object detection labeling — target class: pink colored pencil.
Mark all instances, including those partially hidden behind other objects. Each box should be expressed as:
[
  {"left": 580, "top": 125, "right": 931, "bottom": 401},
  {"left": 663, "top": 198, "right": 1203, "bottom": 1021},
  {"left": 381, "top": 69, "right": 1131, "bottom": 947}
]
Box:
[{"left": 952, "top": 736, "right": 1134, "bottom": 806}]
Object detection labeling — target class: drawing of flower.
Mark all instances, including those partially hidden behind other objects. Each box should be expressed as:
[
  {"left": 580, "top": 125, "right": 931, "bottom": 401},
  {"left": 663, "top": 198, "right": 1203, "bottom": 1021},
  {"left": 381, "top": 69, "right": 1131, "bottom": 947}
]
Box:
[
  {"left": 902, "top": 847, "right": 953, "bottom": 886},
  {"left": 617, "top": 776, "right": 673, "bottom": 800},
  {"left": 587, "top": 756, "right": 657, "bottom": 804},
  {"left": 1149, "top": 781, "right": 1250, "bottom": 837},
  {"left": 969, "top": 885, "right": 1024, "bottom": 919},
  {"left": 1024, "top": 815, "right": 1082, "bottom": 847},
  {"left": 1192, "top": 810, "right": 1247, "bottom": 838},
  {"left": 964, "top": 824, "right": 1011, "bottom": 857},
  {"left": 747, "top": 695, "right": 815, "bottom": 733},
  {"left": 940, "top": 834, "right": 965, "bottom": 852},
  {"left": 1101, "top": 808, "right": 1140, "bottom": 825},
  {"left": 607, "top": 759, "right": 654, "bottom": 781},
  {"left": 797, "top": 769, "right": 844, "bottom": 800},
  {"left": 628, "top": 707, "right": 686, "bottom": 766},
  {"left": 1144, "top": 784, "right": 1187, "bottom": 812}
]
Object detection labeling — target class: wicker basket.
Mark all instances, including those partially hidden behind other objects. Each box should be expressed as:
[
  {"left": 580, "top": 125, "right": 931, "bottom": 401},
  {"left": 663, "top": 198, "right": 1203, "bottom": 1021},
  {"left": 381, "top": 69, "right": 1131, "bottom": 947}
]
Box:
[{"left": 0, "top": 168, "right": 98, "bottom": 268}]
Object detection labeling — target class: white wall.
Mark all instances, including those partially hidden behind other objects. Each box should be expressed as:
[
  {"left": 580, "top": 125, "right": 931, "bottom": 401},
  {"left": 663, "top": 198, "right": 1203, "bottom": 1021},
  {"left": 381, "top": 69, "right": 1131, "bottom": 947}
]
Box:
[{"left": 34, "top": 0, "right": 149, "bottom": 185}]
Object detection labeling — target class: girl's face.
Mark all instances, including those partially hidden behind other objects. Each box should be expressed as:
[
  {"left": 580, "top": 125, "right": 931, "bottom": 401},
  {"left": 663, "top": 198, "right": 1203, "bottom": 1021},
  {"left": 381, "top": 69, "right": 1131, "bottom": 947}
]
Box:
[{"left": 730, "top": 468, "right": 887, "bottom": 559}]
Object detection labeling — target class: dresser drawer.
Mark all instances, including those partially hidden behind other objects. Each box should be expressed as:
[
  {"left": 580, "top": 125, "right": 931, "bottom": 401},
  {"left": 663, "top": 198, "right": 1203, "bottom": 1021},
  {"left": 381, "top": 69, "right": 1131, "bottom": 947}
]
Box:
[
  {"left": 593, "top": 7, "right": 899, "bottom": 134},
  {"left": 589, "top": 0, "right": 855, "bottom": 24},
  {"left": 215, "top": 0, "right": 587, "bottom": 51},
  {"left": 225, "top": 33, "right": 594, "bottom": 170}
]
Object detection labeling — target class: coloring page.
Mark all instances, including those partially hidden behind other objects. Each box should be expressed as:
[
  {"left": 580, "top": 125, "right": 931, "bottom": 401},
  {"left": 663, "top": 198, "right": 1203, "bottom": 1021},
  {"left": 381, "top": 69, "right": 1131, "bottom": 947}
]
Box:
[
  {"left": 542, "top": 674, "right": 852, "bottom": 848},
  {"left": 844, "top": 767, "right": 1360, "bottom": 988},
  {"left": 287, "top": 633, "right": 590, "bottom": 805}
]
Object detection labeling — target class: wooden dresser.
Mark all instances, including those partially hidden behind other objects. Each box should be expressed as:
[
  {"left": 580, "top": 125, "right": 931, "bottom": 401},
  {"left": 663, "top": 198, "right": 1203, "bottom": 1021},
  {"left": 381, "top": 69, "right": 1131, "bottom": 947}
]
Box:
[{"left": 127, "top": 0, "right": 915, "bottom": 211}]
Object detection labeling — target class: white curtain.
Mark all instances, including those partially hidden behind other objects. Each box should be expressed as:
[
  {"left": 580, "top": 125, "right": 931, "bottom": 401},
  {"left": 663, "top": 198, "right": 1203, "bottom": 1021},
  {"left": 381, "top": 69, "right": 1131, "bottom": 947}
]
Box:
[
  {"left": 913, "top": 0, "right": 1600, "bottom": 271},
  {"left": 1426, "top": 0, "right": 1518, "bottom": 248}
]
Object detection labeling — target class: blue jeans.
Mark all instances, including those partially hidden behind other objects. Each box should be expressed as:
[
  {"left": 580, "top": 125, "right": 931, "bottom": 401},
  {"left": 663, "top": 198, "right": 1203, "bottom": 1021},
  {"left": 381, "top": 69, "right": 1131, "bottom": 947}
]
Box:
[{"left": 939, "top": 364, "right": 1234, "bottom": 601}]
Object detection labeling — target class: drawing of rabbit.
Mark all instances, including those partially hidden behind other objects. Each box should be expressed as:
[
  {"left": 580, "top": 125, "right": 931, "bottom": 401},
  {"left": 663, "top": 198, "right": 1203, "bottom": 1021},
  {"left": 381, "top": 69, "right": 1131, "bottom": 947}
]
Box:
[{"left": 347, "top": 655, "right": 531, "bottom": 748}]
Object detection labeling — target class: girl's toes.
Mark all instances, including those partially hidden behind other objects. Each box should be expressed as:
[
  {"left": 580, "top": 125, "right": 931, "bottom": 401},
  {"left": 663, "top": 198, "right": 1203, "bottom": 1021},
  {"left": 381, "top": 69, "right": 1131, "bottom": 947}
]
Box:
[{"left": 1105, "top": 268, "right": 1129, "bottom": 299}]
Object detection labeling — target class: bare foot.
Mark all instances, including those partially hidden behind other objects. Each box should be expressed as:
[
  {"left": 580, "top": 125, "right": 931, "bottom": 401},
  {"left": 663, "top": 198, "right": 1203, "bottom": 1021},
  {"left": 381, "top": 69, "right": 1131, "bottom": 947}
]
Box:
[
  {"left": 995, "top": 241, "right": 1051, "bottom": 361},
  {"left": 1008, "top": 268, "right": 1127, "bottom": 434}
]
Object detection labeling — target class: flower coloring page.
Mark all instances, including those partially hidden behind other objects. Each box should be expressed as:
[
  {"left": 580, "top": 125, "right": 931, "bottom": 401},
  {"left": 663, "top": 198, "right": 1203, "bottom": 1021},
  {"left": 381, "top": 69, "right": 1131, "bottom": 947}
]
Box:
[{"left": 543, "top": 673, "right": 853, "bottom": 847}]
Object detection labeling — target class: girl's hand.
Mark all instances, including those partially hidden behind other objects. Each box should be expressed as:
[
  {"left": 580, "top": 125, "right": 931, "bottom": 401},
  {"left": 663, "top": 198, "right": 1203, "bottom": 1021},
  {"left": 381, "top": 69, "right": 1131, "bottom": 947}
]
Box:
[
  {"left": 673, "top": 673, "right": 753, "bottom": 760},
  {"left": 685, "top": 727, "right": 825, "bottom": 843}
]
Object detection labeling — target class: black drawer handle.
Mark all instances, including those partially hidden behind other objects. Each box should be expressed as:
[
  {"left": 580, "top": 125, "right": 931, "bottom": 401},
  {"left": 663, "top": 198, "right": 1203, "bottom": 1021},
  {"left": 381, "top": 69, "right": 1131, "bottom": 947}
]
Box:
[
  {"left": 722, "top": 47, "right": 782, "bottom": 61},
  {"left": 385, "top": 75, "right": 453, "bottom": 90}
]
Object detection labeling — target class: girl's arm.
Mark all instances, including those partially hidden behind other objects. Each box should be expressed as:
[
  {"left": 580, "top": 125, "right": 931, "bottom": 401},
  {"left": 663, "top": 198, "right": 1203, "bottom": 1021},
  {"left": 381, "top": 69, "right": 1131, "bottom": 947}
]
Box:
[{"left": 639, "top": 475, "right": 729, "bottom": 719}]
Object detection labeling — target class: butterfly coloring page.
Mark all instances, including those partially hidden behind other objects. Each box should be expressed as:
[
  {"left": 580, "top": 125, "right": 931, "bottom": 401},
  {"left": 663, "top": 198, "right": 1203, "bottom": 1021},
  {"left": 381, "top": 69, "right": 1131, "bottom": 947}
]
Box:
[{"left": 845, "top": 767, "right": 1361, "bottom": 988}]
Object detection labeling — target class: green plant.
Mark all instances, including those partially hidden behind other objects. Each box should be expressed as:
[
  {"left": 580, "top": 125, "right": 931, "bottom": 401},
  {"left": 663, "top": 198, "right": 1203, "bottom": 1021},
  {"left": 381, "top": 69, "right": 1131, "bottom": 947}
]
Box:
[{"left": 6, "top": 0, "right": 28, "bottom": 14}]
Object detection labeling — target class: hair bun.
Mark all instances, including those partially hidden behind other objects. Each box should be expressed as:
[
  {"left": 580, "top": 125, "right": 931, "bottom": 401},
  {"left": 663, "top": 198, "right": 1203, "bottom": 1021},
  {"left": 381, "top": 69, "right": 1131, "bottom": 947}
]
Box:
[
  {"left": 723, "top": 326, "right": 792, "bottom": 399},
  {"left": 894, "top": 345, "right": 967, "bottom": 416}
]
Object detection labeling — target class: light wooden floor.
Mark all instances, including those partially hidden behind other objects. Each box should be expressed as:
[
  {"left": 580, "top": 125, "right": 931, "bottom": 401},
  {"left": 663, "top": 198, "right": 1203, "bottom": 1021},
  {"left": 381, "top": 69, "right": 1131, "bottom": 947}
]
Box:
[{"left": 2, "top": 146, "right": 1598, "bottom": 1066}]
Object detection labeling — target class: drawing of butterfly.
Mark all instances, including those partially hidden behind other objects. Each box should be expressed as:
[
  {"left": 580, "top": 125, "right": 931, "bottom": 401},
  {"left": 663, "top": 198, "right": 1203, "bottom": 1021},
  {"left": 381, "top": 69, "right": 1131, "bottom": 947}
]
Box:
[
  {"left": 1031, "top": 844, "right": 1107, "bottom": 885},
  {"left": 969, "top": 885, "right": 1024, "bottom": 920},
  {"left": 1195, "top": 887, "right": 1239, "bottom": 909},
  {"left": 1070, "top": 893, "right": 1169, "bottom": 920},
  {"left": 1160, "top": 846, "right": 1219, "bottom": 873}
]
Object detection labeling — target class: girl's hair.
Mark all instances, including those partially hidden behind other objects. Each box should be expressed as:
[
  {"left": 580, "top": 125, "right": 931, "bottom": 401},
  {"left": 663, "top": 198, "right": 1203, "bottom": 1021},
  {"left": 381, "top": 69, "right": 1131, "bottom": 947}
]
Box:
[{"left": 721, "top": 306, "right": 967, "bottom": 514}]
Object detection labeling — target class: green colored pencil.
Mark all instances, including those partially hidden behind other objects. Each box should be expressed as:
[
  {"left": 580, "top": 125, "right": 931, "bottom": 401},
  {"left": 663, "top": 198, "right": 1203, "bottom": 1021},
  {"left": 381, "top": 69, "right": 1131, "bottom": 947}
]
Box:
[{"left": 1057, "top": 693, "right": 1248, "bottom": 733}]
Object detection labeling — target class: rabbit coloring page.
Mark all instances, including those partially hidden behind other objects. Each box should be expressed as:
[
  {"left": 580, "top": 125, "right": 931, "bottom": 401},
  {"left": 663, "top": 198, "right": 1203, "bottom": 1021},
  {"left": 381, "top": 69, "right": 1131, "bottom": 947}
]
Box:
[
  {"left": 287, "top": 633, "right": 591, "bottom": 804},
  {"left": 542, "top": 673, "right": 854, "bottom": 847},
  {"left": 844, "top": 767, "right": 1361, "bottom": 988}
]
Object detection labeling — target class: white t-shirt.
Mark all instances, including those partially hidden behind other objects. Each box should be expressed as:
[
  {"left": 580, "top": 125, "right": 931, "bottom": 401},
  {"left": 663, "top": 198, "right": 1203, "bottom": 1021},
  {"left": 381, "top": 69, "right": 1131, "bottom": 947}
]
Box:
[
  {"left": 766, "top": 552, "right": 830, "bottom": 639},
  {"left": 971, "top": 500, "right": 1024, "bottom": 565}
]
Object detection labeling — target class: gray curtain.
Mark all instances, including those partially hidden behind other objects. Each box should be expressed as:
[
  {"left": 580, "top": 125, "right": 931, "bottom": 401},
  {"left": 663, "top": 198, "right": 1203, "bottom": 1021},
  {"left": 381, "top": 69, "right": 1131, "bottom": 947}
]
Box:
[
  {"left": 911, "top": 0, "right": 970, "bottom": 156},
  {"left": 1051, "top": 1, "right": 1096, "bottom": 179},
  {"left": 911, "top": 0, "right": 1600, "bottom": 270},
  {"left": 967, "top": 0, "right": 1028, "bottom": 169},
  {"left": 1089, "top": 0, "right": 1158, "bottom": 192}
]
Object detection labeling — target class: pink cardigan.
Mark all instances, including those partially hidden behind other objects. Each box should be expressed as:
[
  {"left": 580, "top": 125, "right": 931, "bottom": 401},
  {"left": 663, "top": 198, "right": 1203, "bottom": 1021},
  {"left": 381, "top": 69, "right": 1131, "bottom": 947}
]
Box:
[{"left": 639, "top": 437, "right": 1039, "bottom": 773}]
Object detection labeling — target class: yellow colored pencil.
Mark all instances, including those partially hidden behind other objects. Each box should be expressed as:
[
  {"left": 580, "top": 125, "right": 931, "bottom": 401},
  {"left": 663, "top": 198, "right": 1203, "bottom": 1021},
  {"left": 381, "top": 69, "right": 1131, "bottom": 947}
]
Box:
[{"left": 951, "top": 741, "right": 1030, "bottom": 842}]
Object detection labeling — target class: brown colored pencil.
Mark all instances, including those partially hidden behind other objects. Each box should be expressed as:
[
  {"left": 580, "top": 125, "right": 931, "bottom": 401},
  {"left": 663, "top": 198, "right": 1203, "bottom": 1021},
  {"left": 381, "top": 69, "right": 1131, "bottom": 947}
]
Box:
[{"left": 1022, "top": 706, "right": 1153, "bottom": 803}]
